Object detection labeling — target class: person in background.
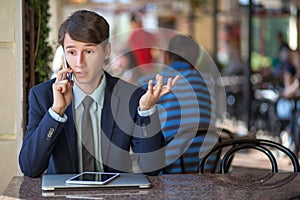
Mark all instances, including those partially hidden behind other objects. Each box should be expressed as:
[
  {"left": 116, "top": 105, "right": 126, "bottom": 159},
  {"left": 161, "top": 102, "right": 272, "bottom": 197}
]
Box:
[
  {"left": 274, "top": 32, "right": 292, "bottom": 79},
  {"left": 221, "top": 26, "right": 244, "bottom": 76},
  {"left": 19, "top": 10, "right": 179, "bottom": 178},
  {"left": 127, "top": 12, "right": 156, "bottom": 75},
  {"left": 278, "top": 32, "right": 291, "bottom": 64},
  {"left": 282, "top": 63, "right": 299, "bottom": 98},
  {"left": 105, "top": 49, "right": 142, "bottom": 84},
  {"left": 278, "top": 54, "right": 300, "bottom": 155},
  {"left": 139, "top": 34, "right": 216, "bottom": 173}
]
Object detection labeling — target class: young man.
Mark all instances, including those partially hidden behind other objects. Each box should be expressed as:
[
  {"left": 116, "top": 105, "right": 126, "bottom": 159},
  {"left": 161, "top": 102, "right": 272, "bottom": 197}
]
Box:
[{"left": 19, "top": 10, "right": 179, "bottom": 178}]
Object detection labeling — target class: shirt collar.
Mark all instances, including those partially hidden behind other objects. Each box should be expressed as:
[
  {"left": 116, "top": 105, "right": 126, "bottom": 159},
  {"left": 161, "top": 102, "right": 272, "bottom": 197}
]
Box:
[
  {"left": 73, "top": 73, "right": 106, "bottom": 109},
  {"left": 169, "top": 61, "right": 191, "bottom": 70}
]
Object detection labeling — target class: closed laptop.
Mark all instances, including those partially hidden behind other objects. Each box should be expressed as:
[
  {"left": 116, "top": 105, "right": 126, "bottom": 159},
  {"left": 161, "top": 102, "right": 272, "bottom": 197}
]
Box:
[{"left": 42, "top": 173, "right": 152, "bottom": 191}]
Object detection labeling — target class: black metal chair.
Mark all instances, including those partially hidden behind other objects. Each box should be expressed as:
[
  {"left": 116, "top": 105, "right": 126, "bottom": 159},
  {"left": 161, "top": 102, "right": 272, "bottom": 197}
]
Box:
[
  {"left": 199, "top": 138, "right": 300, "bottom": 174},
  {"left": 163, "top": 127, "right": 234, "bottom": 174}
]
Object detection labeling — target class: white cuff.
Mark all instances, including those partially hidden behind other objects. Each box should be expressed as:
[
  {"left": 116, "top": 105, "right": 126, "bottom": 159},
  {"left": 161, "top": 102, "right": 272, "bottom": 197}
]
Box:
[
  {"left": 138, "top": 105, "right": 157, "bottom": 116},
  {"left": 48, "top": 108, "right": 68, "bottom": 123}
]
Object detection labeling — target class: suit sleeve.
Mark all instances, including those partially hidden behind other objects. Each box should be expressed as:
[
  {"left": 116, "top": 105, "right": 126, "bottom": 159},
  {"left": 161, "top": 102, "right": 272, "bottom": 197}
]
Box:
[
  {"left": 129, "top": 89, "right": 166, "bottom": 176},
  {"left": 19, "top": 88, "right": 64, "bottom": 177},
  {"left": 133, "top": 113, "right": 166, "bottom": 176}
]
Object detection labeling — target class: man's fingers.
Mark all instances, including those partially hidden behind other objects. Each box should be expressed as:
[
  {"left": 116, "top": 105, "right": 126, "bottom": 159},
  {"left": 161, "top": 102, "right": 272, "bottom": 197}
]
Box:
[
  {"left": 154, "top": 74, "right": 163, "bottom": 96},
  {"left": 167, "top": 77, "right": 173, "bottom": 87},
  {"left": 148, "top": 79, "right": 154, "bottom": 94},
  {"left": 147, "top": 74, "right": 179, "bottom": 99},
  {"left": 160, "top": 77, "right": 172, "bottom": 94},
  {"left": 53, "top": 80, "right": 70, "bottom": 94},
  {"left": 56, "top": 68, "right": 73, "bottom": 82},
  {"left": 172, "top": 75, "right": 180, "bottom": 86},
  {"left": 55, "top": 71, "right": 64, "bottom": 82}
]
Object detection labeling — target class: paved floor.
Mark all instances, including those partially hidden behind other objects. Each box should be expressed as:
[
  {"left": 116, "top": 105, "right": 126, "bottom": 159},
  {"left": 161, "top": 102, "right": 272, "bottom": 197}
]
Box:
[
  {"left": 218, "top": 118, "right": 300, "bottom": 173},
  {"left": 227, "top": 132, "right": 299, "bottom": 173},
  {"left": 231, "top": 149, "right": 297, "bottom": 173}
]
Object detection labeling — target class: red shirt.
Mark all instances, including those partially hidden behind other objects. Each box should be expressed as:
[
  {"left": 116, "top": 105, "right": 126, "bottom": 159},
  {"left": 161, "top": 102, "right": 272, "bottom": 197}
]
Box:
[{"left": 128, "top": 29, "right": 156, "bottom": 73}]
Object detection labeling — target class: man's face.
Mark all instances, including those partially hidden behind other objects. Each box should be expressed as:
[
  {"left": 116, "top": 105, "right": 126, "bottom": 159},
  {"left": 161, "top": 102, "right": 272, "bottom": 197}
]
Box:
[{"left": 64, "top": 33, "right": 110, "bottom": 93}]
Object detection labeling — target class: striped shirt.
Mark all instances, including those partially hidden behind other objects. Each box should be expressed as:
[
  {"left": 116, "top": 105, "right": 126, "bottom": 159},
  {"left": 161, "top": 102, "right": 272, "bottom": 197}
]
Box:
[{"left": 139, "top": 61, "right": 216, "bottom": 173}]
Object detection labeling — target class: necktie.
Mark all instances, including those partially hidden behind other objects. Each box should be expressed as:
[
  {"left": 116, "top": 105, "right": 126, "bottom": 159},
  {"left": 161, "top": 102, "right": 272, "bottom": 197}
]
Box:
[{"left": 81, "top": 96, "right": 95, "bottom": 172}]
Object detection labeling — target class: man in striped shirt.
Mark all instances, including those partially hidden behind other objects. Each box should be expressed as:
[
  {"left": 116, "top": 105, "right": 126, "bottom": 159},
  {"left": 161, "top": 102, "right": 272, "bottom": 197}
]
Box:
[{"left": 139, "top": 34, "right": 217, "bottom": 173}]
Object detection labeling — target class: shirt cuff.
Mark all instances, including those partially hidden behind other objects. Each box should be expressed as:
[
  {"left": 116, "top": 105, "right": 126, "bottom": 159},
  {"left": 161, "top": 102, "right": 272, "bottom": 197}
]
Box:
[
  {"left": 48, "top": 108, "right": 68, "bottom": 123},
  {"left": 138, "top": 105, "right": 157, "bottom": 116}
]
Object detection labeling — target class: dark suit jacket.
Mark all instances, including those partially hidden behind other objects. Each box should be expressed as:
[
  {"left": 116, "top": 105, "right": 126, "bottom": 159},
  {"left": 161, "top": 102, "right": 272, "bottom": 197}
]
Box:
[{"left": 19, "top": 72, "right": 165, "bottom": 177}]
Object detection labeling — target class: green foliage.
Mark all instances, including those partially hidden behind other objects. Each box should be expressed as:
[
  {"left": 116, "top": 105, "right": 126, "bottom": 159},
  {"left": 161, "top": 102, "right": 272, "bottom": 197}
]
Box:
[
  {"left": 251, "top": 16, "right": 290, "bottom": 68},
  {"left": 250, "top": 16, "right": 291, "bottom": 74},
  {"left": 26, "top": 0, "right": 53, "bottom": 84},
  {"left": 251, "top": 52, "right": 272, "bottom": 71}
]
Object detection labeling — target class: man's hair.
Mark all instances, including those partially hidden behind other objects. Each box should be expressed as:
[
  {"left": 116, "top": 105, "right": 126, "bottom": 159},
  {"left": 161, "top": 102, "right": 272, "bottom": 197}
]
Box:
[
  {"left": 130, "top": 13, "right": 142, "bottom": 24},
  {"left": 58, "top": 10, "right": 109, "bottom": 48},
  {"left": 167, "top": 34, "right": 200, "bottom": 66}
]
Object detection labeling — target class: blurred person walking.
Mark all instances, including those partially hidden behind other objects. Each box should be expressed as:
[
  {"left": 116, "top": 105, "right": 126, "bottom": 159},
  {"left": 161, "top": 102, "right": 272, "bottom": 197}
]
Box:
[{"left": 127, "top": 12, "right": 157, "bottom": 75}]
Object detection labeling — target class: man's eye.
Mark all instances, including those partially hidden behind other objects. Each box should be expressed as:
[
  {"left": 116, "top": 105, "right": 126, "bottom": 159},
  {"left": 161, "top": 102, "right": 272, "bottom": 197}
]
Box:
[
  {"left": 85, "top": 50, "right": 94, "bottom": 54},
  {"left": 68, "top": 51, "right": 76, "bottom": 56}
]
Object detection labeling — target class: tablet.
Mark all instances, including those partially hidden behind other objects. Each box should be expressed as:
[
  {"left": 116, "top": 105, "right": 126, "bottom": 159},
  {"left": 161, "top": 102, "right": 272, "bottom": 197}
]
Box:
[{"left": 65, "top": 172, "right": 120, "bottom": 185}]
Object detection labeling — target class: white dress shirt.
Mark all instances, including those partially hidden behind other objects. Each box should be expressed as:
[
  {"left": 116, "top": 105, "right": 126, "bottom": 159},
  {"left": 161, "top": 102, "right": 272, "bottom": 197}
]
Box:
[{"left": 73, "top": 73, "right": 107, "bottom": 172}]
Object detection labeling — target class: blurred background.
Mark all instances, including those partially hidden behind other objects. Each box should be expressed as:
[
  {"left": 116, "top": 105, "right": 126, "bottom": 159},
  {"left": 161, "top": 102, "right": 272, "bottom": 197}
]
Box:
[{"left": 1, "top": 0, "right": 300, "bottom": 193}]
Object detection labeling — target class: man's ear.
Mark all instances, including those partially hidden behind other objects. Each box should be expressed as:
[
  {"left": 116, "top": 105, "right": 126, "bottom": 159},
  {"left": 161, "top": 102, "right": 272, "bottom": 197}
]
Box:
[
  {"left": 164, "top": 51, "right": 169, "bottom": 65},
  {"left": 104, "top": 43, "right": 111, "bottom": 60}
]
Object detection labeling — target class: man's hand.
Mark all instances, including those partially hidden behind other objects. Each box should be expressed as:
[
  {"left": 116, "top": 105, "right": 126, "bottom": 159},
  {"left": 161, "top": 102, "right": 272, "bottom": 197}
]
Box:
[
  {"left": 139, "top": 74, "right": 180, "bottom": 111},
  {"left": 51, "top": 68, "right": 74, "bottom": 116}
]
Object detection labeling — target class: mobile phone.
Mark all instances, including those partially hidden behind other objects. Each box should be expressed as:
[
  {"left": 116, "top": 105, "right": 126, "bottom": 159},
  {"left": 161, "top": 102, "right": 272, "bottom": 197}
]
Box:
[
  {"left": 63, "top": 49, "right": 74, "bottom": 82},
  {"left": 65, "top": 172, "right": 120, "bottom": 185}
]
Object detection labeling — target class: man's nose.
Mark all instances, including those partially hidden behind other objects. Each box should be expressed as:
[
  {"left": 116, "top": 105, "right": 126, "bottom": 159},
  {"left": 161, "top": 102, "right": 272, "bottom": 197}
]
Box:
[{"left": 76, "top": 53, "right": 85, "bottom": 66}]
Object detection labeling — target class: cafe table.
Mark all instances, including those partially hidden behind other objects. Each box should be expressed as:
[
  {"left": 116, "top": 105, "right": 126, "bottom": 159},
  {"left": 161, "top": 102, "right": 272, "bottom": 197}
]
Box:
[{"left": 2, "top": 170, "right": 300, "bottom": 199}]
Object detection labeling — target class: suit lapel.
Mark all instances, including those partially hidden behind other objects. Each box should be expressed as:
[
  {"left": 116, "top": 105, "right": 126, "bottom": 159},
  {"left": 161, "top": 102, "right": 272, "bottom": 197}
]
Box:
[
  {"left": 101, "top": 73, "right": 120, "bottom": 165},
  {"left": 64, "top": 102, "right": 77, "bottom": 171}
]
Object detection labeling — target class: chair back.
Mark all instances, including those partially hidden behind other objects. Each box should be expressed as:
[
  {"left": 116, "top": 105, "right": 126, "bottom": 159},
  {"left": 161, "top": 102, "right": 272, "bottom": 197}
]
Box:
[
  {"left": 163, "top": 127, "right": 233, "bottom": 174},
  {"left": 199, "top": 138, "right": 300, "bottom": 174}
]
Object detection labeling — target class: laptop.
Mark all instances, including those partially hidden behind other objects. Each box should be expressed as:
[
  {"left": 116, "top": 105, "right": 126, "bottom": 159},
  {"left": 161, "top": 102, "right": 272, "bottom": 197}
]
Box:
[{"left": 42, "top": 173, "right": 152, "bottom": 191}]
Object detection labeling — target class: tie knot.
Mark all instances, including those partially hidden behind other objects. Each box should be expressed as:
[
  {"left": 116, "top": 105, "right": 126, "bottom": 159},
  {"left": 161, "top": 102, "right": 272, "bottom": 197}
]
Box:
[{"left": 82, "top": 96, "right": 94, "bottom": 109}]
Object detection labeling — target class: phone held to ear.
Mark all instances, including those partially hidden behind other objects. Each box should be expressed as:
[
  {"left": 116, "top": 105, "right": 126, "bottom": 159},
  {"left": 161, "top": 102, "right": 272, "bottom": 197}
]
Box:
[
  {"left": 63, "top": 48, "right": 74, "bottom": 82},
  {"left": 66, "top": 71, "right": 74, "bottom": 82}
]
